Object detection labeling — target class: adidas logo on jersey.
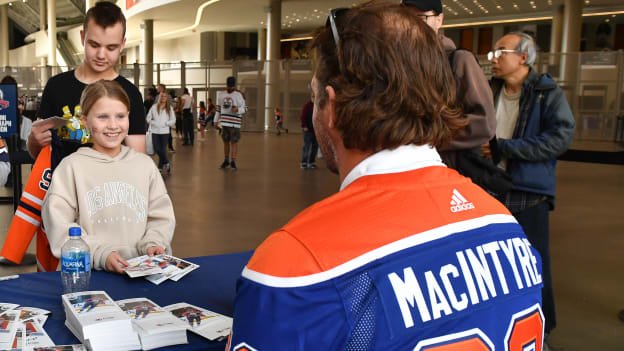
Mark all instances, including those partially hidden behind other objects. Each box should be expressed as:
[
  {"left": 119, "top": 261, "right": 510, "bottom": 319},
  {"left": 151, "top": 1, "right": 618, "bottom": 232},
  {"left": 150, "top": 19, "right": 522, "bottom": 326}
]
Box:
[{"left": 450, "top": 189, "right": 474, "bottom": 212}]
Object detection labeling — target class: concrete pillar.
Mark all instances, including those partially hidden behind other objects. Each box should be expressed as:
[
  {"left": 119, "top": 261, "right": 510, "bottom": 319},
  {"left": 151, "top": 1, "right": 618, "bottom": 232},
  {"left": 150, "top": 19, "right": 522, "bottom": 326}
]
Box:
[
  {"left": 0, "top": 5, "right": 9, "bottom": 67},
  {"left": 141, "top": 19, "right": 154, "bottom": 89},
  {"left": 47, "top": 0, "right": 57, "bottom": 66},
  {"left": 258, "top": 28, "right": 267, "bottom": 61},
  {"left": 39, "top": 0, "right": 47, "bottom": 81},
  {"left": 85, "top": 0, "right": 95, "bottom": 12},
  {"left": 180, "top": 61, "right": 186, "bottom": 90},
  {"left": 264, "top": 0, "right": 281, "bottom": 130},
  {"left": 550, "top": 5, "right": 564, "bottom": 53},
  {"left": 472, "top": 27, "right": 479, "bottom": 54},
  {"left": 561, "top": 0, "right": 583, "bottom": 83},
  {"left": 492, "top": 25, "right": 504, "bottom": 48},
  {"left": 216, "top": 32, "right": 225, "bottom": 61},
  {"left": 562, "top": 0, "right": 583, "bottom": 53}
]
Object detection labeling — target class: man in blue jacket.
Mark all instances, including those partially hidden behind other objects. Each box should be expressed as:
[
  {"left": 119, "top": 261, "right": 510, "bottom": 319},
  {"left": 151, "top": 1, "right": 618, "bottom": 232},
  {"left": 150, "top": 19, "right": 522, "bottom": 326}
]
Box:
[{"left": 483, "top": 32, "right": 575, "bottom": 344}]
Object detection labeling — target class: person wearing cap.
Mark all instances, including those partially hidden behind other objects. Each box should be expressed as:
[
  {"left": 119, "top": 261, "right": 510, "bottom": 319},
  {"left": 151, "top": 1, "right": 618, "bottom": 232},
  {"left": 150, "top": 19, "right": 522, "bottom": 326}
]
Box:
[
  {"left": 402, "top": 0, "right": 496, "bottom": 172},
  {"left": 214, "top": 76, "right": 247, "bottom": 170}
]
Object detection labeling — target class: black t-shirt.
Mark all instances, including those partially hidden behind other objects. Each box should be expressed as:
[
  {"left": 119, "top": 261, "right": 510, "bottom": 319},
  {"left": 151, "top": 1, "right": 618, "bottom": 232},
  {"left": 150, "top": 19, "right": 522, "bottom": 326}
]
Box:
[{"left": 36, "top": 70, "right": 146, "bottom": 169}]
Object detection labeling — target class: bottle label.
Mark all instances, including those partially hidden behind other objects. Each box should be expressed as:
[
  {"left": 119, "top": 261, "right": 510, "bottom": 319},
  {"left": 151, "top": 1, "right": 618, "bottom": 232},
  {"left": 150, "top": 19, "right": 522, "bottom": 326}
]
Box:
[{"left": 61, "top": 252, "right": 91, "bottom": 273}]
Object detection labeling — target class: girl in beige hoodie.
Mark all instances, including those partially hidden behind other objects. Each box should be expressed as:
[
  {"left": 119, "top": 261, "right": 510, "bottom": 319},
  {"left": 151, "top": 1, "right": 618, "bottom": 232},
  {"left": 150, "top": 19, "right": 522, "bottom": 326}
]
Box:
[{"left": 42, "top": 80, "right": 175, "bottom": 273}]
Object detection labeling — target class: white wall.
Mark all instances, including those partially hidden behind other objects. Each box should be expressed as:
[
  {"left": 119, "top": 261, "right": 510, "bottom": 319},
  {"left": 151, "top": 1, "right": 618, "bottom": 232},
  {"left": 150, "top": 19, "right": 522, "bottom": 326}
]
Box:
[
  {"left": 9, "top": 42, "right": 37, "bottom": 67},
  {"left": 153, "top": 34, "right": 201, "bottom": 63}
]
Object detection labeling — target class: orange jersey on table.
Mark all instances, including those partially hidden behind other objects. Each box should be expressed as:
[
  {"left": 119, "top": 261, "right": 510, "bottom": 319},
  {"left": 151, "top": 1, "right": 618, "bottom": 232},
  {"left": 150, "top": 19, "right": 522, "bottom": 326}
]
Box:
[
  {"left": 229, "top": 145, "right": 544, "bottom": 351},
  {"left": 0, "top": 145, "right": 58, "bottom": 271}
]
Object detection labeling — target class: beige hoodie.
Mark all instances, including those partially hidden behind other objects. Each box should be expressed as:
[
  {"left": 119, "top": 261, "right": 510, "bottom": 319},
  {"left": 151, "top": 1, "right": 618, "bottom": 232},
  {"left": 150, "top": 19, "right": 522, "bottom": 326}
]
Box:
[{"left": 42, "top": 145, "right": 175, "bottom": 270}]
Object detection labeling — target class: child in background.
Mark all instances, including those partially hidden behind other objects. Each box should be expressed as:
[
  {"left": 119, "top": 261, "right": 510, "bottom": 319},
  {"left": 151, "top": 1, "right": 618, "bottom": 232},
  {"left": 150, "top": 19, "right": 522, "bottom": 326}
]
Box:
[
  {"left": 42, "top": 80, "right": 175, "bottom": 273},
  {"left": 198, "top": 101, "right": 207, "bottom": 139},
  {"left": 274, "top": 107, "right": 288, "bottom": 135}
]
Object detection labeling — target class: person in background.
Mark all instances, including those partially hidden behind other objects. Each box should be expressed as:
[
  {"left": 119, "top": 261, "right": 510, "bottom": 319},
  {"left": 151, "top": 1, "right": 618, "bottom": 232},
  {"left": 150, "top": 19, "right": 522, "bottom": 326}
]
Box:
[
  {"left": 274, "top": 107, "right": 288, "bottom": 135},
  {"left": 181, "top": 88, "right": 195, "bottom": 145},
  {"left": 483, "top": 32, "right": 575, "bottom": 346},
  {"left": 198, "top": 101, "right": 207, "bottom": 139},
  {"left": 207, "top": 98, "right": 216, "bottom": 128},
  {"left": 147, "top": 89, "right": 176, "bottom": 173},
  {"left": 300, "top": 91, "right": 317, "bottom": 169},
  {"left": 227, "top": 3, "right": 542, "bottom": 350},
  {"left": 143, "top": 89, "right": 154, "bottom": 115},
  {"left": 214, "top": 76, "right": 247, "bottom": 170},
  {"left": 42, "top": 80, "right": 174, "bottom": 273},
  {"left": 402, "top": 0, "right": 496, "bottom": 171},
  {"left": 173, "top": 93, "right": 183, "bottom": 140}
]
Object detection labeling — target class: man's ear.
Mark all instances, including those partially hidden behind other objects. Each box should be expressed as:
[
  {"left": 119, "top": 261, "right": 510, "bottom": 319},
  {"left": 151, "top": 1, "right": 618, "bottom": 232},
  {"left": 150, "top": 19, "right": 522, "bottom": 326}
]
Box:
[
  {"left": 519, "top": 52, "right": 528, "bottom": 66},
  {"left": 80, "top": 30, "right": 85, "bottom": 47},
  {"left": 325, "top": 85, "right": 336, "bottom": 129}
]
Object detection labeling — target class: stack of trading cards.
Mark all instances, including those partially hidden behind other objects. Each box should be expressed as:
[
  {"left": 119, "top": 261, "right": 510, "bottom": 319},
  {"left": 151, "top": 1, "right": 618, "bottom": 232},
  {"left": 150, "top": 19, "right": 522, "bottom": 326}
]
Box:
[
  {"left": 61, "top": 291, "right": 140, "bottom": 351},
  {"left": 163, "top": 303, "right": 232, "bottom": 341},
  {"left": 116, "top": 298, "right": 188, "bottom": 350}
]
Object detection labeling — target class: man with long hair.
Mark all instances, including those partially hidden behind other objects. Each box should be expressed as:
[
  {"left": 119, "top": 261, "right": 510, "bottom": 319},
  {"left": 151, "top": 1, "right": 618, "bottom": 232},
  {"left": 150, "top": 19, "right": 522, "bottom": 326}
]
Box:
[{"left": 227, "top": 1, "right": 543, "bottom": 350}]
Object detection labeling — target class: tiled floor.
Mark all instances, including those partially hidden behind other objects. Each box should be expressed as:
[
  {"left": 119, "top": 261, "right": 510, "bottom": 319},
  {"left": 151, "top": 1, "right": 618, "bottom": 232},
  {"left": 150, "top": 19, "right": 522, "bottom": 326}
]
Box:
[{"left": 0, "top": 131, "right": 622, "bottom": 349}]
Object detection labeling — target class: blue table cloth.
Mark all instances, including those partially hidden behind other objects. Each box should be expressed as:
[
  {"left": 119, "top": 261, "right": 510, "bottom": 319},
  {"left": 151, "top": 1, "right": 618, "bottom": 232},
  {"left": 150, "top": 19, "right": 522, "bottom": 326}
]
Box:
[{"left": 0, "top": 251, "right": 253, "bottom": 350}]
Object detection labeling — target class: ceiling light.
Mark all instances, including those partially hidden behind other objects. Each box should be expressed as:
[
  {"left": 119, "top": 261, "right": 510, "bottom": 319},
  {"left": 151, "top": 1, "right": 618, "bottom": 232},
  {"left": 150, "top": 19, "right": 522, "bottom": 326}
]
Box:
[{"left": 605, "top": 18, "right": 610, "bottom": 22}]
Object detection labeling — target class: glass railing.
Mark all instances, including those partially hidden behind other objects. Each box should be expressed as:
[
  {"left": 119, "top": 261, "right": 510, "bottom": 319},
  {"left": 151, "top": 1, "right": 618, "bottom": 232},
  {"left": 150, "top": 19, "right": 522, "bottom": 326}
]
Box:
[{"left": 3, "top": 51, "right": 623, "bottom": 140}]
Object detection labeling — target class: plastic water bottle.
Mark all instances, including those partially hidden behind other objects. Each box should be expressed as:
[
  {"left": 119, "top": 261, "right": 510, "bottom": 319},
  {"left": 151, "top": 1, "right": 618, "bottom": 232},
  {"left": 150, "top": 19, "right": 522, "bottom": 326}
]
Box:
[{"left": 61, "top": 227, "right": 91, "bottom": 293}]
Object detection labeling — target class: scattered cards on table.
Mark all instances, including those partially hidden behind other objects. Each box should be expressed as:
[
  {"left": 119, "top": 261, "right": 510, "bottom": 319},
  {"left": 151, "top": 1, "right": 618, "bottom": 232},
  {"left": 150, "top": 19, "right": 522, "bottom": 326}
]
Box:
[{"left": 0, "top": 303, "right": 61, "bottom": 351}]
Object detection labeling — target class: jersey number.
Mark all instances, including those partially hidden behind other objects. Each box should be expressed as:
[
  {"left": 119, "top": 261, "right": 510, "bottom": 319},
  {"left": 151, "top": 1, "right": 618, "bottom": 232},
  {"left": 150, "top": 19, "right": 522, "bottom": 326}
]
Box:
[{"left": 415, "top": 305, "right": 544, "bottom": 351}]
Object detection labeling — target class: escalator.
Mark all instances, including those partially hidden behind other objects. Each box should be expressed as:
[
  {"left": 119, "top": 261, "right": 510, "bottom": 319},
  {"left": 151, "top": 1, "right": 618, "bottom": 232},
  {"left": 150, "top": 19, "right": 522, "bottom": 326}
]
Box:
[{"left": 57, "top": 32, "right": 81, "bottom": 67}]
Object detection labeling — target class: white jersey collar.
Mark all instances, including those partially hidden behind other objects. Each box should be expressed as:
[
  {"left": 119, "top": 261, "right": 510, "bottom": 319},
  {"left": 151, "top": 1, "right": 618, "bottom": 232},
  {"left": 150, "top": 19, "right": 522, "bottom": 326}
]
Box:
[{"left": 340, "top": 144, "right": 445, "bottom": 191}]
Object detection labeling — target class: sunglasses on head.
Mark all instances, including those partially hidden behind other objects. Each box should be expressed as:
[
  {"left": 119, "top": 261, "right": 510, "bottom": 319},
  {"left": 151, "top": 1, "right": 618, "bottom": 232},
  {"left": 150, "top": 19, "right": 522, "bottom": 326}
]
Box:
[{"left": 326, "top": 8, "right": 348, "bottom": 46}]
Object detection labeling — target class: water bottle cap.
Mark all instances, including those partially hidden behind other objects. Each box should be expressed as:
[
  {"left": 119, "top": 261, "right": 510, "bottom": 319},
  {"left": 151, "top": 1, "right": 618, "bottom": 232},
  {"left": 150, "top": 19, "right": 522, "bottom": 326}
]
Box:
[{"left": 69, "top": 227, "right": 81, "bottom": 237}]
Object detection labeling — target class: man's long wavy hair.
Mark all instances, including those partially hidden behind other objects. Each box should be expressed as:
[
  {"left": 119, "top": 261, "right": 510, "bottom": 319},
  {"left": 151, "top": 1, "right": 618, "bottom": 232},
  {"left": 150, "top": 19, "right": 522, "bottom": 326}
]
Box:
[{"left": 310, "top": 0, "right": 466, "bottom": 152}]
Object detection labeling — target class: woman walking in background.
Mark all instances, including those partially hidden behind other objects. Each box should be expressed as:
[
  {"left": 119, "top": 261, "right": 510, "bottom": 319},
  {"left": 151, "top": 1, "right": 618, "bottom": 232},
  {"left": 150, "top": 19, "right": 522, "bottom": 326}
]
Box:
[
  {"left": 198, "top": 101, "right": 207, "bottom": 139},
  {"left": 147, "top": 91, "right": 176, "bottom": 173}
]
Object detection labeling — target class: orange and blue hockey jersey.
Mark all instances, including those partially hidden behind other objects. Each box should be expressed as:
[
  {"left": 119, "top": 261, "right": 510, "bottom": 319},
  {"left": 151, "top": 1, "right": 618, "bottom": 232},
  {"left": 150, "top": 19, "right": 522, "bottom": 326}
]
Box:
[
  {"left": 0, "top": 145, "right": 58, "bottom": 272},
  {"left": 228, "top": 145, "right": 544, "bottom": 351}
]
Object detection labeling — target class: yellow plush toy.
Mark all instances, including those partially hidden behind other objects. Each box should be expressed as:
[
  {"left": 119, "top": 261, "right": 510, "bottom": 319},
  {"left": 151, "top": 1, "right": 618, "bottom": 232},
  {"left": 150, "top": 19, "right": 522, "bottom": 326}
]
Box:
[{"left": 58, "top": 105, "right": 91, "bottom": 143}]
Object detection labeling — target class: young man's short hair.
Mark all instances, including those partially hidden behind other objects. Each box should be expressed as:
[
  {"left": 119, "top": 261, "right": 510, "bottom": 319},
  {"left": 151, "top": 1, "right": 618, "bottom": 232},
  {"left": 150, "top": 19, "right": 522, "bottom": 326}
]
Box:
[{"left": 83, "top": 1, "right": 127, "bottom": 38}]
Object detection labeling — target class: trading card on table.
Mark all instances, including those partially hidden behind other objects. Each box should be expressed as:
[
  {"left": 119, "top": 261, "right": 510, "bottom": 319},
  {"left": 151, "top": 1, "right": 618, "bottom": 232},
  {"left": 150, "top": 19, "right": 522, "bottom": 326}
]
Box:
[
  {"left": 116, "top": 298, "right": 164, "bottom": 320},
  {"left": 159, "top": 255, "right": 199, "bottom": 281},
  {"left": 123, "top": 255, "right": 177, "bottom": 278},
  {"left": 163, "top": 303, "right": 231, "bottom": 340},
  {"left": 0, "top": 304, "right": 18, "bottom": 317},
  {"left": 21, "top": 320, "right": 54, "bottom": 349},
  {"left": 16, "top": 307, "right": 50, "bottom": 323},
  {"left": 33, "top": 345, "right": 87, "bottom": 351},
  {"left": 63, "top": 292, "right": 115, "bottom": 315},
  {"left": 0, "top": 310, "right": 20, "bottom": 350}
]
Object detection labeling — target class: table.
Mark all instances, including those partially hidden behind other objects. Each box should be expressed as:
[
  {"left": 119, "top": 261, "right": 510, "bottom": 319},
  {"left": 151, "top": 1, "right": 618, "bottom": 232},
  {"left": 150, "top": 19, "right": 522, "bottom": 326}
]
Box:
[{"left": 0, "top": 251, "right": 253, "bottom": 350}]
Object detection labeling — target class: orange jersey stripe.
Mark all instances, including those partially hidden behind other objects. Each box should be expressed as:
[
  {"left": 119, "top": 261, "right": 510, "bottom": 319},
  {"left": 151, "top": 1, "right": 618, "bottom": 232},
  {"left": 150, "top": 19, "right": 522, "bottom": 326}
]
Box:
[{"left": 247, "top": 166, "right": 511, "bottom": 278}]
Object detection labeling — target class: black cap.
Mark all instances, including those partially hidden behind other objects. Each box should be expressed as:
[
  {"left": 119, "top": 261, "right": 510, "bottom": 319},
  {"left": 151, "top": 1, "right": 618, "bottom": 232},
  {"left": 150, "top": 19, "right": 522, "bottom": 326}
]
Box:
[
  {"left": 226, "top": 76, "right": 236, "bottom": 87},
  {"left": 402, "top": 0, "right": 443, "bottom": 14}
]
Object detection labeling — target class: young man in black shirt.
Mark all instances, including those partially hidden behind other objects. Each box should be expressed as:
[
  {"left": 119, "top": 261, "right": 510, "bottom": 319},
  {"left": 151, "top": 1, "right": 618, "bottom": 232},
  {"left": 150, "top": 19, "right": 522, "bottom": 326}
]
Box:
[{"left": 28, "top": 1, "right": 145, "bottom": 165}]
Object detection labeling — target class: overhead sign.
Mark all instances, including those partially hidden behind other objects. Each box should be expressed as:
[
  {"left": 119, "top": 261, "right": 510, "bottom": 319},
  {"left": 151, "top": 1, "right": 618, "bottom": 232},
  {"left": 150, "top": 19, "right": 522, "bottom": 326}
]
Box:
[{"left": 0, "top": 83, "right": 18, "bottom": 137}]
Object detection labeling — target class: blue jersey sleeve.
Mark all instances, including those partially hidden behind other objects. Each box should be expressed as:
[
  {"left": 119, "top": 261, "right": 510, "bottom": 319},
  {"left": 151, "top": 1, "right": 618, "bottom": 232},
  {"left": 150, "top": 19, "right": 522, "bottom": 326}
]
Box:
[{"left": 228, "top": 276, "right": 349, "bottom": 351}]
